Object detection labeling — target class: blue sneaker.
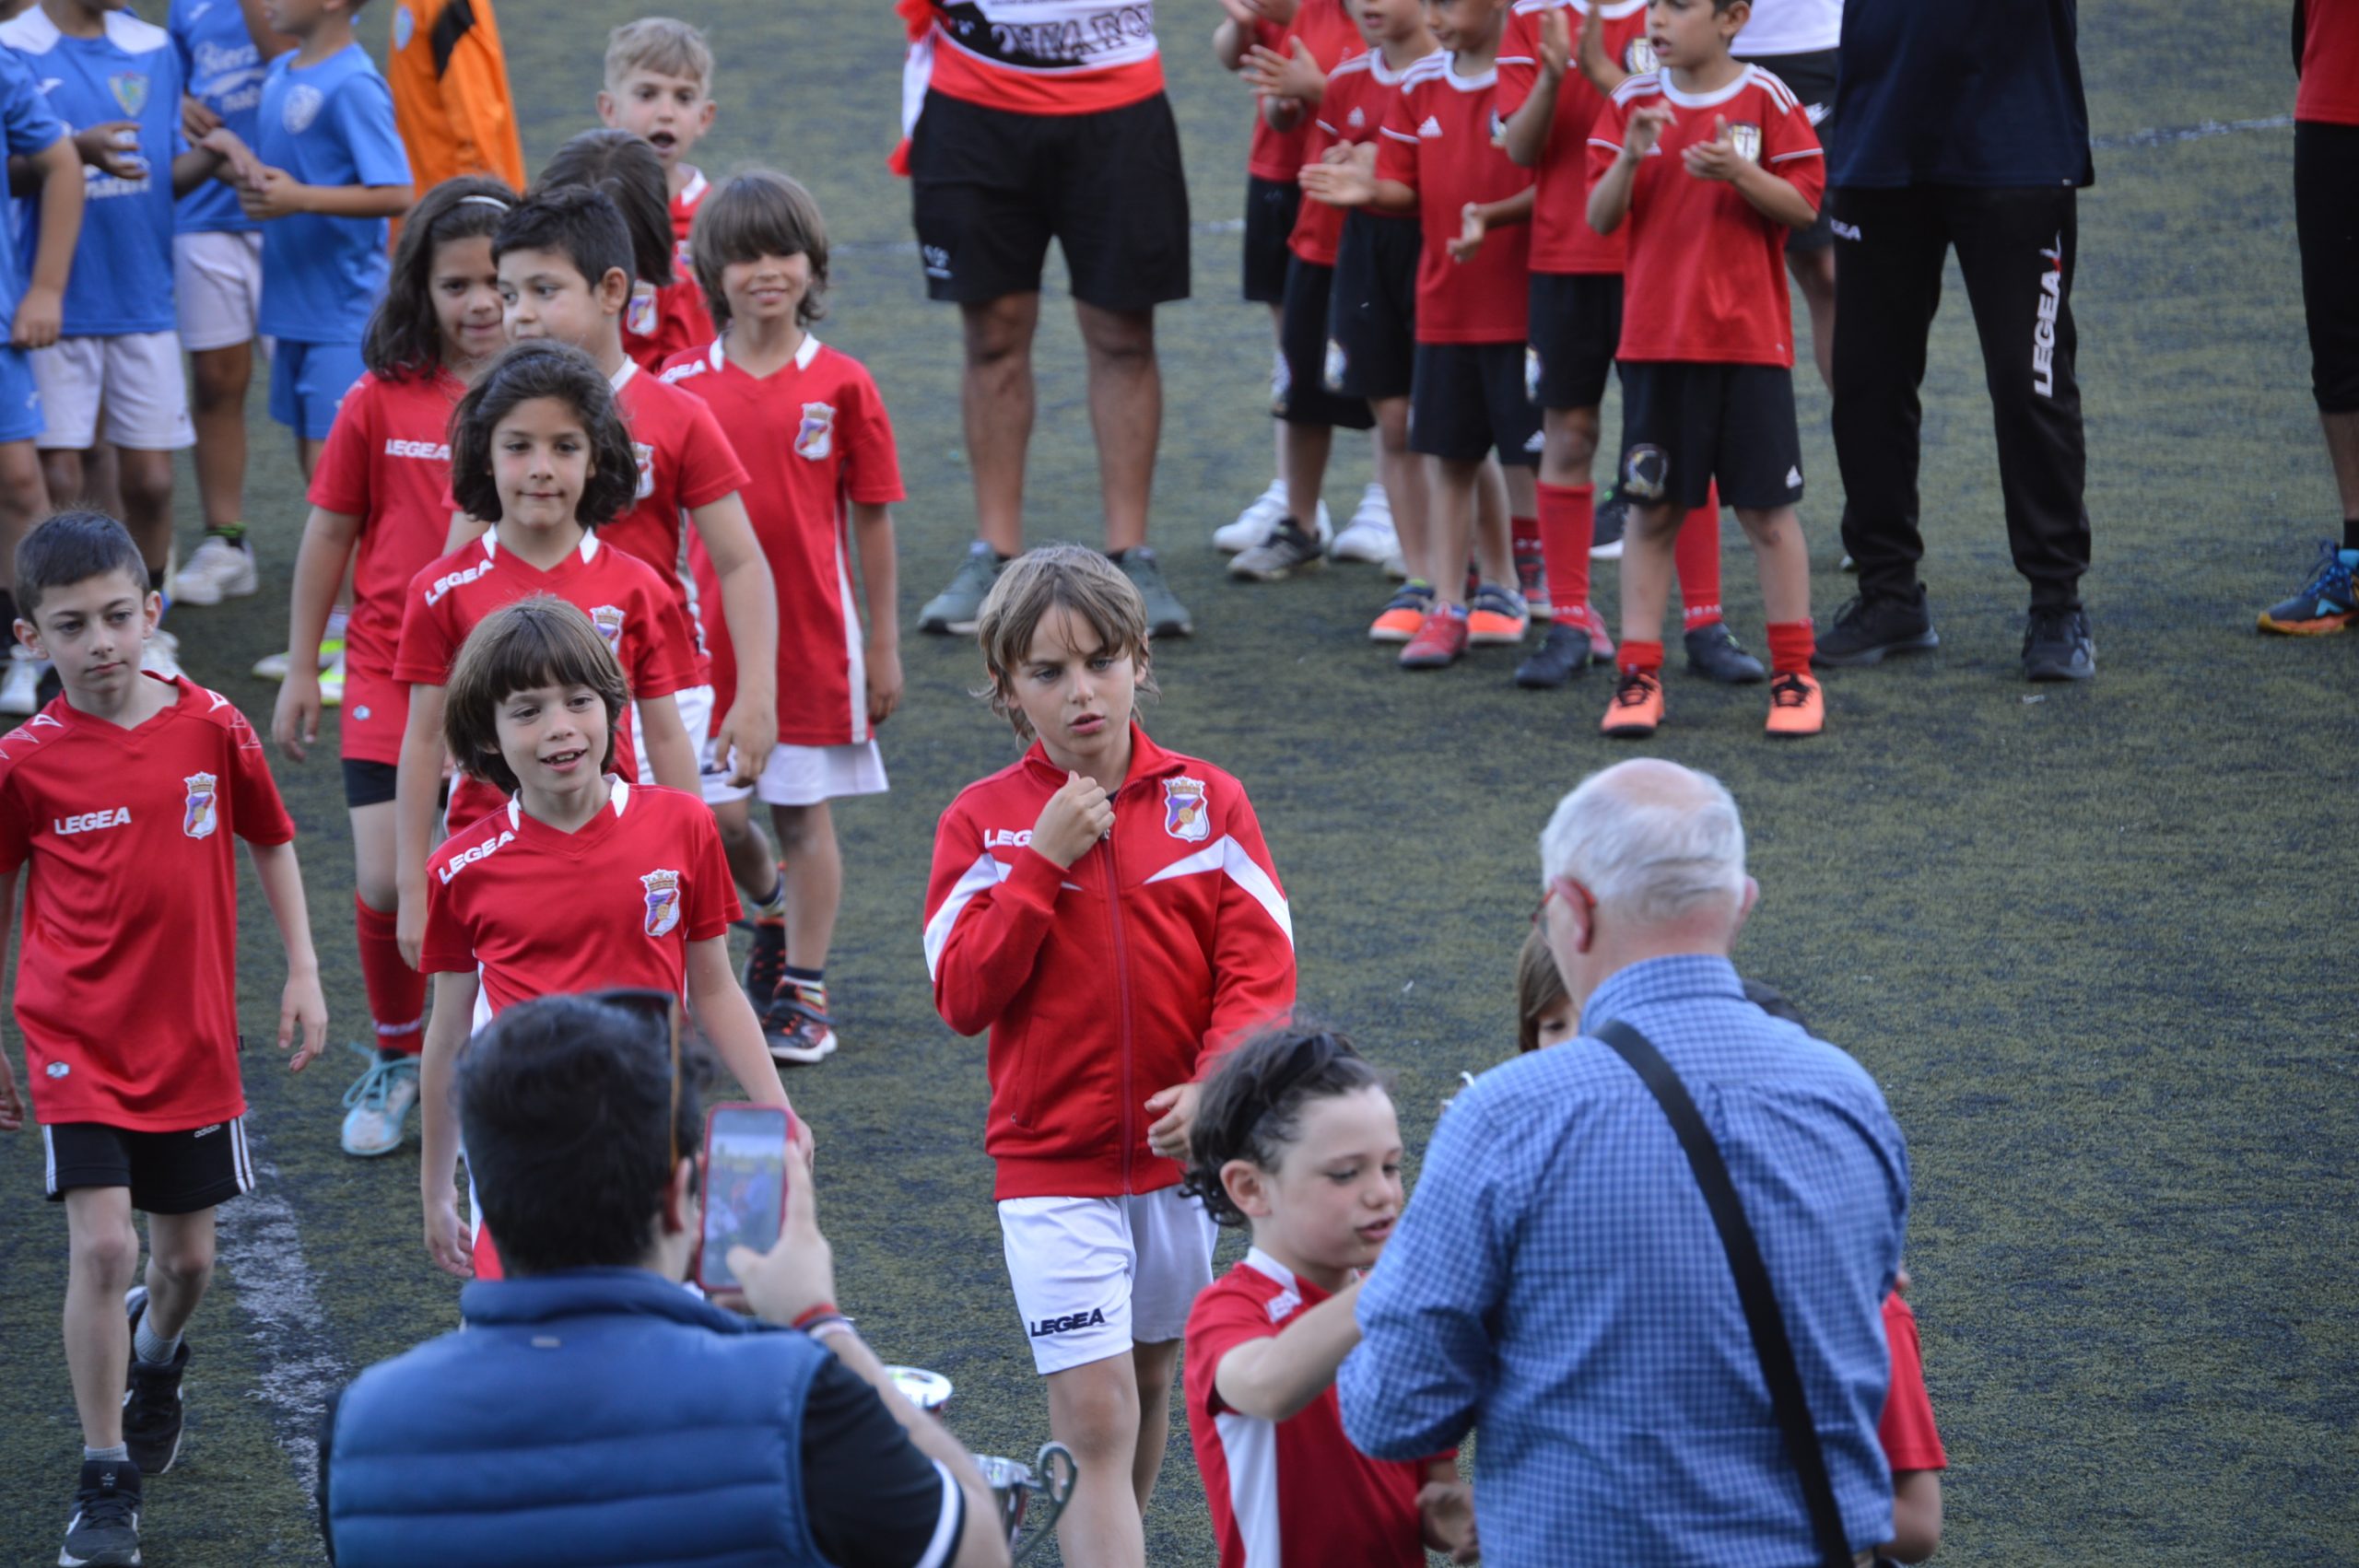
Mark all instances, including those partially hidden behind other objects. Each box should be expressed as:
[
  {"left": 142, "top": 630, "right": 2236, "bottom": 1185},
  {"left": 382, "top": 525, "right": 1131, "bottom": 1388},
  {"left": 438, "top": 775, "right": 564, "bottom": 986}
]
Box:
[
  {"left": 2257, "top": 541, "right": 2358, "bottom": 635},
  {"left": 340, "top": 1047, "right": 420, "bottom": 1157}
]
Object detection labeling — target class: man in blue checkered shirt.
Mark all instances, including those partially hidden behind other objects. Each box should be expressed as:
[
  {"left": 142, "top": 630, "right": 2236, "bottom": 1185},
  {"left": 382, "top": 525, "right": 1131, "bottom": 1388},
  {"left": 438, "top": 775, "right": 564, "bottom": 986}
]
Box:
[{"left": 1338, "top": 759, "right": 1909, "bottom": 1566}]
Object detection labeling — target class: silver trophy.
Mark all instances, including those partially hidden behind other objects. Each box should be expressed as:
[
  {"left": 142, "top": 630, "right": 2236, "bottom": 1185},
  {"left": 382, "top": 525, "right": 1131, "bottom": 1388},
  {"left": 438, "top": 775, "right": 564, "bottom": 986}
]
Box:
[{"left": 973, "top": 1442, "right": 1076, "bottom": 1562}]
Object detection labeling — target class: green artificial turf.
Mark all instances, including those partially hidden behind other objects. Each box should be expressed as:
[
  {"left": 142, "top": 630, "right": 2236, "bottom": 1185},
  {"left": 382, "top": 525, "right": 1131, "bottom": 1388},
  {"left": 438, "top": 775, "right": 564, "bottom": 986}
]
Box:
[{"left": 3, "top": 2, "right": 2355, "bottom": 1562}]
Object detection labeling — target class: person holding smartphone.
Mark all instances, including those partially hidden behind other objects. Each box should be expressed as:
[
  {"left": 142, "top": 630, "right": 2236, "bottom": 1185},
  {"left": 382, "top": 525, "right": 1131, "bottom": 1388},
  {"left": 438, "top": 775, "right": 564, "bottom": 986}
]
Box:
[{"left": 316, "top": 990, "right": 1011, "bottom": 1568}]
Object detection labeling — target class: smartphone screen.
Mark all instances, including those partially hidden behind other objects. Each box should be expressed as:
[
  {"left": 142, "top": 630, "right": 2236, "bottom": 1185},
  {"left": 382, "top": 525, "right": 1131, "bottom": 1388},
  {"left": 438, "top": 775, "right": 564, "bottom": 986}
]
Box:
[{"left": 698, "top": 1105, "right": 790, "bottom": 1292}]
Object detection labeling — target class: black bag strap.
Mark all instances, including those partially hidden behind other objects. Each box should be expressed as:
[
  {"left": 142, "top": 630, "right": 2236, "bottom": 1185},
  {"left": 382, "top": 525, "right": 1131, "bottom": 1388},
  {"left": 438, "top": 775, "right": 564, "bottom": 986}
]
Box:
[{"left": 1594, "top": 1017, "right": 1855, "bottom": 1568}]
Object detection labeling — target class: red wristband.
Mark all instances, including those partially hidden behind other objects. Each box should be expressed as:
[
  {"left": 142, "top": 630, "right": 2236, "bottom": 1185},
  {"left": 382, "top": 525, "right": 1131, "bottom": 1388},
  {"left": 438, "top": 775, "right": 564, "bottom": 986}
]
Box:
[{"left": 790, "top": 1302, "right": 841, "bottom": 1331}]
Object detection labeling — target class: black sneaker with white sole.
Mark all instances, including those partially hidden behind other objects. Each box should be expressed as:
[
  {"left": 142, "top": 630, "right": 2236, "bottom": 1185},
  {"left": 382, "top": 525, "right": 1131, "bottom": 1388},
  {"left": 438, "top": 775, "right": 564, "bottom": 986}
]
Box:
[
  {"left": 61, "top": 1457, "right": 142, "bottom": 1567},
  {"left": 1813, "top": 593, "right": 1940, "bottom": 667},
  {"left": 2021, "top": 605, "right": 2095, "bottom": 681},
  {"left": 121, "top": 1289, "right": 187, "bottom": 1476},
  {"left": 1590, "top": 490, "right": 1626, "bottom": 558}
]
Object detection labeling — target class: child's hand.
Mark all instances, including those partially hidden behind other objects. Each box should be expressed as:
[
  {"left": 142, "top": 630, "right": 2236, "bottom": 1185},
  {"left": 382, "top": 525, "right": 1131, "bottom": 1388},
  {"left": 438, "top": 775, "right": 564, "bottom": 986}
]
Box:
[
  {"left": 1537, "top": 4, "right": 1573, "bottom": 81},
  {"left": 712, "top": 696, "right": 777, "bottom": 789},
  {"left": 1030, "top": 772, "right": 1113, "bottom": 868},
  {"left": 1144, "top": 1081, "right": 1202, "bottom": 1161},
  {"left": 1419, "top": 1480, "right": 1480, "bottom": 1563},
  {"left": 237, "top": 166, "right": 310, "bottom": 220},
  {"left": 396, "top": 883, "right": 427, "bottom": 971},
  {"left": 1447, "top": 203, "right": 1488, "bottom": 263},
  {"left": 1299, "top": 158, "right": 1377, "bottom": 208},
  {"left": 74, "top": 122, "right": 144, "bottom": 181},
  {"left": 424, "top": 1188, "right": 475, "bottom": 1279},
  {"left": 11, "top": 283, "right": 62, "bottom": 350},
  {"left": 280, "top": 966, "right": 327, "bottom": 1073},
  {"left": 1624, "top": 101, "right": 1675, "bottom": 159},
  {"left": 865, "top": 637, "right": 904, "bottom": 726},
  {"left": 181, "top": 93, "right": 223, "bottom": 141},
  {"left": 198, "top": 126, "right": 261, "bottom": 186},
  {"left": 1242, "top": 38, "right": 1325, "bottom": 103},
  {"left": 272, "top": 669, "right": 322, "bottom": 761},
  {"left": 0, "top": 1049, "right": 22, "bottom": 1132},
  {"left": 1683, "top": 115, "right": 1744, "bottom": 181}
]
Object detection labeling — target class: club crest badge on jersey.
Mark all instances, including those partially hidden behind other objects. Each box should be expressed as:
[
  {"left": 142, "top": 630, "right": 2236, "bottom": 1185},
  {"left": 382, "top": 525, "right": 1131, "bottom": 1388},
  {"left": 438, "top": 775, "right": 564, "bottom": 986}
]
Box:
[
  {"left": 1730, "top": 123, "right": 1762, "bottom": 164},
  {"left": 627, "top": 284, "right": 659, "bottom": 338},
  {"left": 640, "top": 869, "right": 682, "bottom": 938},
  {"left": 183, "top": 772, "right": 218, "bottom": 839},
  {"left": 1625, "top": 37, "right": 1658, "bottom": 74},
  {"left": 283, "top": 83, "right": 323, "bottom": 135},
  {"left": 1163, "top": 777, "right": 1210, "bottom": 844},
  {"left": 590, "top": 604, "right": 626, "bottom": 651},
  {"left": 795, "top": 403, "right": 836, "bottom": 462},
  {"left": 632, "top": 440, "right": 655, "bottom": 500},
  {"left": 393, "top": 4, "right": 415, "bottom": 50},
  {"left": 109, "top": 72, "right": 148, "bottom": 118}
]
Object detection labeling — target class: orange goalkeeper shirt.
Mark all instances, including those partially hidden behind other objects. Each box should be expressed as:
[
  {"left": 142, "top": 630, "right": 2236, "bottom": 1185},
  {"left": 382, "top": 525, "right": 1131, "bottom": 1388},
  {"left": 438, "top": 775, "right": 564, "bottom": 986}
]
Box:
[{"left": 386, "top": 0, "right": 525, "bottom": 193}]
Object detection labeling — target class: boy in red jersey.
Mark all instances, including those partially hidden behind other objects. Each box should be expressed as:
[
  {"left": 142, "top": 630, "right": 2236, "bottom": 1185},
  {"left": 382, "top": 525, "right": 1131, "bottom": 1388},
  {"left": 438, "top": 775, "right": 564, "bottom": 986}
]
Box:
[
  {"left": 661, "top": 171, "right": 901, "bottom": 1067},
  {"left": 462, "top": 188, "right": 787, "bottom": 941},
  {"left": 394, "top": 340, "right": 704, "bottom": 956},
  {"left": 596, "top": 18, "right": 719, "bottom": 365},
  {"left": 417, "top": 597, "right": 788, "bottom": 1281},
  {"left": 1499, "top": 0, "right": 1759, "bottom": 690},
  {"left": 925, "top": 545, "right": 1296, "bottom": 1568},
  {"left": 1588, "top": 0, "right": 1825, "bottom": 737},
  {"left": 0, "top": 512, "right": 325, "bottom": 1568},
  {"left": 1301, "top": 0, "right": 1540, "bottom": 670}
]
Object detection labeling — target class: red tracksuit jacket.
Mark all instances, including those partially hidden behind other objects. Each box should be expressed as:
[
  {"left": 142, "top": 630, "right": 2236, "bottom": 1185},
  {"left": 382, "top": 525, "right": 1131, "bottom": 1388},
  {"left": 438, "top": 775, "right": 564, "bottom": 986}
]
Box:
[{"left": 924, "top": 725, "right": 1297, "bottom": 1200}]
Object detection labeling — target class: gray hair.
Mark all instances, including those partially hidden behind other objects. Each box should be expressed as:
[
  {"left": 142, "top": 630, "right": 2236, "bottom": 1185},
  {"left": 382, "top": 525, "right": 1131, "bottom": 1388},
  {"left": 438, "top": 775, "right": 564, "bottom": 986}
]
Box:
[{"left": 1538, "top": 762, "right": 1747, "bottom": 925}]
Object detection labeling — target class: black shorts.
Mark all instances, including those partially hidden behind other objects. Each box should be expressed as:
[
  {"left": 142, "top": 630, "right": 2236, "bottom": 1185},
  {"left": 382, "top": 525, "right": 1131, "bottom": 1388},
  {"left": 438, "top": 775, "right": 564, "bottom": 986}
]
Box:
[
  {"left": 1410, "top": 342, "right": 1543, "bottom": 465},
  {"left": 44, "top": 1118, "right": 255, "bottom": 1213},
  {"left": 343, "top": 756, "right": 398, "bottom": 809},
  {"left": 1276, "top": 258, "right": 1375, "bottom": 430},
  {"left": 1617, "top": 361, "right": 1803, "bottom": 512},
  {"left": 1327, "top": 212, "right": 1419, "bottom": 401},
  {"left": 2296, "top": 120, "right": 2359, "bottom": 414},
  {"left": 1242, "top": 176, "right": 1301, "bottom": 304},
  {"left": 1527, "top": 272, "right": 1624, "bottom": 410},
  {"left": 1734, "top": 49, "right": 1837, "bottom": 254},
  {"left": 910, "top": 91, "right": 1191, "bottom": 310}
]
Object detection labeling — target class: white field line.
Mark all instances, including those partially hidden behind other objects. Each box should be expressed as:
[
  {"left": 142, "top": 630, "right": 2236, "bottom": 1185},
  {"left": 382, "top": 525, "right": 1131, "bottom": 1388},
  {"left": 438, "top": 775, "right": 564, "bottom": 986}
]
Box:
[{"left": 213, "top": 1133, "right": 346, "bottom": 1503}]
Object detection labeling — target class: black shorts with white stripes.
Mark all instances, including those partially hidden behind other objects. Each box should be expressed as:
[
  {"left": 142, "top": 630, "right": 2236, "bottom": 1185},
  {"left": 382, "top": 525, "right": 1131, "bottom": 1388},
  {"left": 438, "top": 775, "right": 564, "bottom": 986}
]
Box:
[{"left": 43, "top": 1117, "right": 255, "bottom": 1213}]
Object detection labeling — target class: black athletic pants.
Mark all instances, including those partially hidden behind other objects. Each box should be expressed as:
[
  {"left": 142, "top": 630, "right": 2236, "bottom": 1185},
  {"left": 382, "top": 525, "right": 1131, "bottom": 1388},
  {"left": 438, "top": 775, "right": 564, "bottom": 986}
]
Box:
[{"left": 1830, "top": 185, "right": 2092, "bottom": 613}]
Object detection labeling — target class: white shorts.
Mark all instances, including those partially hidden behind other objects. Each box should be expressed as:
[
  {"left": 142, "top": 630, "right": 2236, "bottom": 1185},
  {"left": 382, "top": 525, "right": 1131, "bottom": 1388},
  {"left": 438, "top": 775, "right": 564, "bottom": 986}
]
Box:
[
  {"left": 632, "top": 683, "right": 715, "bottom": 789},
  {"left": 999, "top": 1188, "right": 1217, "bottom": 1375},
  {"left": 703, "top": 735, "right": 887, "bottom": 809},
  {"left": 173, "top": 231, "right": 264, "bottom": 352},
  {"left": 30, "top": 333, "right": 194, "bottom": 451}
]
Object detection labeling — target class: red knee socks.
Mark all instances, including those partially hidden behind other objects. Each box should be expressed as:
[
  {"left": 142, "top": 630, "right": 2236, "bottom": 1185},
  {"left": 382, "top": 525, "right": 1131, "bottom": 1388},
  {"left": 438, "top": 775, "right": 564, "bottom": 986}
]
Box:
[
  {"left": 355, "top": 895, "right": 426, "bottom": 1052},
  {"left": 1674, "top": 486, "right": 1723, "bottom": 631},
  {"left": 1765, "top": 620, "right": 1816, "bottom": 676},
  {"left": 1536, "top": 481, "right": 1594, "bottom": 626}
]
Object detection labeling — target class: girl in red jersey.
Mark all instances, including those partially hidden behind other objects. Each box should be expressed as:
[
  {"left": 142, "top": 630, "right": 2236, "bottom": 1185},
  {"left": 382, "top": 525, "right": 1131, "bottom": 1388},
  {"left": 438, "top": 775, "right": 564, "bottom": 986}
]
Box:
[
  {"left": 268, "top": 176, "right": 516, "bottom": 1161},
  {"left": 416, "top": 596, "right": 788, "bottom": 1281},
  {"left": 392, "top": 340, "right": 704, "bottom": 966},
  {"left": 1180, "top": 1025, "right": 1476, "bottom": 1568}
]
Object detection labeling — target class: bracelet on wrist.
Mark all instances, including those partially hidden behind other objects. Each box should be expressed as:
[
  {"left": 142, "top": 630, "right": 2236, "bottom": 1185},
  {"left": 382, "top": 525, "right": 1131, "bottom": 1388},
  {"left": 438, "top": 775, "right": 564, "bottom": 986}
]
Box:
[{"left": 789, "top": 1301, "right": 841, "bottom": 1331}]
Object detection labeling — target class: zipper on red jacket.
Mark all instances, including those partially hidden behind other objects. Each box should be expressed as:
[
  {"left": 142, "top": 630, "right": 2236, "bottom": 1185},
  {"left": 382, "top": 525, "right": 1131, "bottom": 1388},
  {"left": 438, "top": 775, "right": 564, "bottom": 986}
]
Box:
[{"left": 1101, "top": 799, "right": 1135, "bottom": 1193}]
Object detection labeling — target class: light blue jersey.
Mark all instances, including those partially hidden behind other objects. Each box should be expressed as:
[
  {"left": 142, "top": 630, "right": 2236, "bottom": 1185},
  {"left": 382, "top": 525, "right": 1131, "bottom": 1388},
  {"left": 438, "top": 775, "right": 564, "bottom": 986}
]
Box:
[
  {"left": 0, "top": 6, "right": 188, "bottom": 337},
  {"left": 170, "top": 0, "right": 271, "bottom": 235},
  {"left": 0, "top": 44, "right": 69, "bottom": 339},
  {"left": 254, "top": 41, "right": 409, "bottom": 345}
]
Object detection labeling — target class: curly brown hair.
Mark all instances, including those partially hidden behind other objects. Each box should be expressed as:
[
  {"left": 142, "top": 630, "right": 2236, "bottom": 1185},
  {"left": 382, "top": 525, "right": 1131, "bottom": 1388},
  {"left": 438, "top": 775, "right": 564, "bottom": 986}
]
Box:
[{"left": 448, "top": 341, "right": 641, "bottom": 528}]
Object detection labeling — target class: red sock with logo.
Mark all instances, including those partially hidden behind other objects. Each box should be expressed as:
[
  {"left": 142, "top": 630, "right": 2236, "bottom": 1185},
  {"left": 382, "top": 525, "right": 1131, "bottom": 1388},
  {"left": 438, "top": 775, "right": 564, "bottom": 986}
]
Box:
[
  {"left": 1511, "top": 514, "right": 1543, "bottom": 572},
  {"left": 1675, "top": 484, "right": 1724, "bottom": 630},
  {"left": 1536, "top": 482, "right": 1593, "bottom": 624},
  {"left": 1618, "top": 638, "right": 1665, "bottom": 677},
  {"left": 355, "top": 895, "right": 426, "bottom": 1054},
  {"left": 1765, "top": 619, "right": 1815, "bottom": 676}
]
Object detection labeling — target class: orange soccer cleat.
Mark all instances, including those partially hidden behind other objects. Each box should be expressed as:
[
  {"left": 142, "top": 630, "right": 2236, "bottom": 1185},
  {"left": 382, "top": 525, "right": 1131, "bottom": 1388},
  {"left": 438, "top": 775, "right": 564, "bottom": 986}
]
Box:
[
  {"left": 1764, "top": 671, "right": 1825, "bottom": 738},
  {"left": 1601, "top": 669, "right": 1664, "bottom": 737}
]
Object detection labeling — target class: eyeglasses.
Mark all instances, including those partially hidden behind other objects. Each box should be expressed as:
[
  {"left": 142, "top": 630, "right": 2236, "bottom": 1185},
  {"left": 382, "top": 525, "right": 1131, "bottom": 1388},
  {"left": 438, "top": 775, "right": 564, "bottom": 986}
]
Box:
[{"left": 582, "top": 987, "right": 684, "bottom": 1170}]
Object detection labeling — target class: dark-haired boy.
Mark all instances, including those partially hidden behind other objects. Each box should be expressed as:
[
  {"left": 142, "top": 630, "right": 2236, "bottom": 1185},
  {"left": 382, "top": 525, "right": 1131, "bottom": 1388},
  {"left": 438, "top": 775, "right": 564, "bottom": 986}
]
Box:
[
  {"left": 465, "top": 186, "right": 786, "bottom": 941},
  {"left": 0, "top": 511, "right": 325, "bottom": 1568}
]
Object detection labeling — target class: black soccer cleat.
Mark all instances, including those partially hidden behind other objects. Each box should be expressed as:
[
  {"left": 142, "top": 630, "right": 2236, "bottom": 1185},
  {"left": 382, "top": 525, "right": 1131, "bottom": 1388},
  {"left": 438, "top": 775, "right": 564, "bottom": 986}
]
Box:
[
  {"left": 121, "top": 1289, "right": 187, "bottom": 1477},
  {"left": 1684, "top": 622, "right": 1766, "bottom": 685},
  {"left": 60, "top": 1457, "right": 142, "bottom": 1567},
  {"left": 1514, "top": 621, "right": 1592, "bottom": 689}
]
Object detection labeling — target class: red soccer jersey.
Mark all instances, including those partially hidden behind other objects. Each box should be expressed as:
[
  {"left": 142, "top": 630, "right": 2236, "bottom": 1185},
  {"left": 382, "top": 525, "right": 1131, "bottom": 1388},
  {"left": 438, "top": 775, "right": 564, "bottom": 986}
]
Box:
[
  {"left": 393, "top": 532, "right": 702, "bottom": 828},
  {"left": 0, "top": 678, "right": 295, "bottom": 1131},
  {"left": 1246, "top": 0, "right": 1361, "bottom": 182},
  {"left": 659, "top": 335, "right": 905, "bottom": 748},
  {"left": 1186, "top": 1252, "right": 1435, "bottom": 1568},
  {"left": 1376, "top": 50, "right": 1538, "bottom": 344},
  {"left": 1291, "top": 46, "right": 1414, "bottom": 266},
  {"left": 308, "top": 368, "right": 470, "bottom": 763},
  {"left": 2300, "top": 0, "right": 2359, "bottom": 124},
  {"left": 419, "top": 781, "right": 738, "bottom": 1015},
  {"left": 1879, "top": 1293, "right": 1948, "bottom": 1473},
  {"left": 1589, "top": 65, "right": 1825, "bottom": 366},
  {"left": 1498, "top": 0, "right": 1650, "bottom": 274},
  {"left": 596, "top": 359, "right": 750, "bottom": 685},
  {"left": 619, "top": 169, "right": 719, "bottom": 374}
]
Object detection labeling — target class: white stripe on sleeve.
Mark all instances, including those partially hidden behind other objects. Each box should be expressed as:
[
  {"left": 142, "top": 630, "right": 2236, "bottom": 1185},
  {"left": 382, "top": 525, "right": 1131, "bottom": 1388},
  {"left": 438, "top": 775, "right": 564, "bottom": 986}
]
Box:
[{"left": 922, "top": 851, "right": 1013, "bottom": 981}]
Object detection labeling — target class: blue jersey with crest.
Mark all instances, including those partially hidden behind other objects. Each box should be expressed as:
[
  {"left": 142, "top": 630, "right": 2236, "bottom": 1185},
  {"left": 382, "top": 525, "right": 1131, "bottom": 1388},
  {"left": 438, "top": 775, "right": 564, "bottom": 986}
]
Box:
[
  {"left": 170, "top": 0, "right": 270, "bottom": 234},
  {"left": 254, "top": 41, "right": 409, "bottom": 344},
  {"left": 0, "top": 6, "right": 188, "bottom": 336},
  {"left": 0, "top": 46, "right": 68, "bottom": 343}
]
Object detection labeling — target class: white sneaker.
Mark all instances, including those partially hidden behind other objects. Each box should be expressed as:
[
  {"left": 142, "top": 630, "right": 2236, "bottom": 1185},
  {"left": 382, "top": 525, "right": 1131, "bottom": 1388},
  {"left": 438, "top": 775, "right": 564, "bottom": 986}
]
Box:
[
  {"left": 340, "top": 1048, "right": 420, "bottom": 1157},
  {"left": 1331, "top": 484, "right": 1398, "bottom": 564},
  {"left": 319, "top": 648, "right": 345, "bottom": 708},
  {"left": 141, "top": 627, "right": 182, "bottom": 680},
  {"left": 170, "top": 536, "right": 257, "bottom": 606},
  {"left": 1215, "top": 477, "right": 1288, "bottom": 553},
  {"left": 0, "top": 646, "right": 41, "bottom": 716},
  {"left": 1381, "top": 551, "right": 1409, "bottom": 579}
]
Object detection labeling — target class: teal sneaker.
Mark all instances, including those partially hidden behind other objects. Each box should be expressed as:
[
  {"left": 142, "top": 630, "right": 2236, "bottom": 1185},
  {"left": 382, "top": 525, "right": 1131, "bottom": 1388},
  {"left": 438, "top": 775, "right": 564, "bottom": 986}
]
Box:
[
  {"left": 1113, "top": 546, "right": 1192, "bottom": 638},
  {"left": 340, "top": 1047, "right": 420, "bottom": 1158},
  {"left": 918, "top": 543, "right": 1007, "bottom": 636}
]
